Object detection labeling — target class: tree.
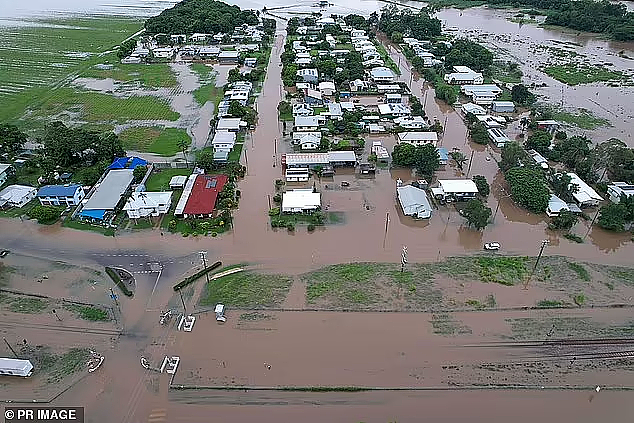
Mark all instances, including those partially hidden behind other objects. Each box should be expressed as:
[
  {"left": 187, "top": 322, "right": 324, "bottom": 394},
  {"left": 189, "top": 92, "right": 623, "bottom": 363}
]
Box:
[
  {"left": 511, "top": 84, "right": 536, "bottom": 106},
  {"left": 392, "top": 143, "right": 417, "bottom": 167},
  {"left": 314, "top": 58, "right": 337, "bottom": 78},
  {"left": 551, "top": 135, "right": 591, "bottom": 169},
  {"left": 435, "top": 83, "right": 457, "bottom": 105},
  {"left": 117, "top": 39, "right": 137, "bottom": 59},
  {"left": 549, "top": 210, "right": 578, "bottom": 231},
  {"left": 344, "top": 14, "right": 369, "bottom": 31},
  {"left": 410, "top": 96, "right": 425, "bottom": 117},
  {"left": 196, "top": 149, "right": 216, "bottom": 173},
  {"left": 462, "top": 199, "right": 492, "bottom": 230},
  {"left": 27, "top": 205, "right": 62, "bottom": 224},
  {"left": 505, "top": 167, "right": 550, "bottom": 213},
  {"left": 472, "top": 175, "right": 490, "bottom": 197},
  {"left": 469, "top": 122, "right": 489, "bottom": 145},
  {"left": 594, "top": 138, "right": 634, "bottom": 183},
  {"left": 444, "top": 39, "right": 493, "bottom": 72},
  {"left": 415, "top": 144, "right": 440, "bottom": 178},
  {"left": 277, "top": 101, "right": 292, "bottom": 118},
  {"left": 499, "top": 141, "right": 529, "bottom": 173},
  {"left": 177, "top": 138, "right": 190, "bottom": 167},
  {"left": 391, "top": 31, "right": 404, "bottom": 43},
  {"left": 133, "top": 165, "right": 146, "bottom": 182},
  {"left": 525, "top": 130, "right": 552, "bottom": 154},
  {"left": 549, "top": 172, "right": 578, "bottom": 203},
  {"left": 344, "top": 51, "right": 365, "bottom": 81},
  {"left": 450, "top": 151, "right": 467, "bottom": 171},
  {"left": 597, "top": 203, "right": 628, "bottom": 232},
  {"left": 0, "top": 124, "right": 27, "bottom": 160},
  {"left": 228, "top": 67, "right": 242, "bottom": 84}
]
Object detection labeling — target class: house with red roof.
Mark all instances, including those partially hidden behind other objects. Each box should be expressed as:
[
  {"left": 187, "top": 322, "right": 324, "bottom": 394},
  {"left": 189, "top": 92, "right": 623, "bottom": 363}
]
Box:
[{"left": 174, "top": 174, "right": 228, "bottom": 218}]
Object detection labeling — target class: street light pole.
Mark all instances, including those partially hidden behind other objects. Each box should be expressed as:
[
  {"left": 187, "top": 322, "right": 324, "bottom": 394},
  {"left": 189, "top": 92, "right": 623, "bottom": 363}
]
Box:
[
  {"left": 179, "top": 289, "right": 187, "bottom": 314},
  {"left": 523, "top": 239, "right": 549, "bottom": 290},
  {"left": 199, "top": 251, "right": 210, "bottom": 284}
]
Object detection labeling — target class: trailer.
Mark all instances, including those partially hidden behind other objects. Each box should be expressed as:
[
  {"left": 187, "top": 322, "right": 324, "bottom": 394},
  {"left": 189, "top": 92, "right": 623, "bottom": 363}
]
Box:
[{"left": 0, "top": 358, "right": 34, "bottom": 377}]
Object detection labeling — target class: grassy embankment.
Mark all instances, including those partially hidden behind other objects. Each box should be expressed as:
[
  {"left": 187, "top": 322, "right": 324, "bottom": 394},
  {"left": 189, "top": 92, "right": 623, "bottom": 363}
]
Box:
[{"left": 118, "top": 127, "right": 191, "bottom": 156}]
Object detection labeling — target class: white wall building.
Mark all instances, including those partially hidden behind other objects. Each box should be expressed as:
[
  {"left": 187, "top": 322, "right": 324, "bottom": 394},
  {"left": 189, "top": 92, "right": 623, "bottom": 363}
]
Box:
[
  {"left": 123, "top": 191, "right": 173, "bottom": 219},
  {"left": 281, "top": 189, "right": 321, "bottom": 213},
  {"left": 0, "top": 185, "right": 36, "bottom": 208}
]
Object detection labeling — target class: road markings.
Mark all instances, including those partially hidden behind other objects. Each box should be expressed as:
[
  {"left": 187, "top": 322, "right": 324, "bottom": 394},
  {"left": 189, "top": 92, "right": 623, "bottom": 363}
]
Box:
[{"left": 148, "top": 409, "right": 166, "bottom": 423}]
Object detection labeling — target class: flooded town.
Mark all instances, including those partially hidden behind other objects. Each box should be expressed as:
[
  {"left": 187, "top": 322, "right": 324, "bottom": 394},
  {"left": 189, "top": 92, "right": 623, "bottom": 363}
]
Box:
[{"left": 0, "top": 0, "right": 633, "bottom": 422}]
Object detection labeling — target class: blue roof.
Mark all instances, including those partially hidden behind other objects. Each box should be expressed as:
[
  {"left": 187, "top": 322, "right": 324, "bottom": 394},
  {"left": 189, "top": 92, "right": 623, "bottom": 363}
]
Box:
[
  {"left": 437, "top": 147, "right": 449, "bottom": 161},
  {"left": 37, "top": 184, "right": 81, "bottom": 198},
  {"left": 79, "top": 209, "right": 106, "bottom": 220},
  {"left": 108, "top": 157, "right": 148, "bottom": 170}
]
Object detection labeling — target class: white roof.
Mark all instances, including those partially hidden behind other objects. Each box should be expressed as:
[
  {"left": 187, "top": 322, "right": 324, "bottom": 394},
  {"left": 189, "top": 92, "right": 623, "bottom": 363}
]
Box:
[
  {"left": 169, "top": 175, "right": 187, "bottom": 187},
  {"left": 218, "top": 50, "right": 239, "bottom": 58},
  {"left": 286, "top": 153, "right": 329, "bottom": 166},
  {"left": 319, "top": 81, "right": 336, "bottom": 90},
  {"left": 378, "top": 103, "right": 411, "bottom": 115},
  {"left": 0, "top": 185, "right": 35, "bottom": 204},
  {"left": 370, "top": 67, "right": 395, "bottom": 79},
  {"left": 83, "top": 169, "right": 134, "bottom": 211},
  {"left": 123, "top": 191, "right": 172, "bottom": 211},
  {"left": 282, "top": 189, "right": 321, "bottom": 210},
  {"left": 537, "top": 120, "right": 559, "bottom": 126},
  {"left": 438, "top": 179, "right": 479, "bottom": 194},
  {"left": 386, "top": 93, "right": 402, "bottom": 99},
  {"left": 394, "top": 116, "right": 427, "bottom": 126},
  {"left": 462, "top": 102, "right": 487, "bottom": 115},
  {"left": 306, "top": 89, "right": 322, "bottom": 99},
  {"left": 568, "top": 172, "right": 603, "bottom": 203},
  {"left": 217, "top": 118, "right": 243, "bottom": 130},
  {"left": 0, "top": 163, "right": 11, "bottom": 174},
  {"left": 295, "top": 116, "right": 320, "bottom": 127},
  {"left": 327, "top": 103, "right": 342, "bottom": 116},
  {"left": 317, "top": 17, "right": 335, "bottom": 24},
  {"left": 292, "top": 131, "right": 321, "bottom": 140},
  {"left": 299, "top": 134, "right": 321, "bottom": 145},
  {"left": 328, "top": 151, "right": 356, "bottom": 162},
  {"left": 398, "top": 132, "right": 438, "bottom": 142},
  {"left": 548, "top": 195, "right": 569, "bottom": 213},
  {"left": 340, "top": 102, "right": 354, "bottom": 110},
  {"left": 212, "top": 131, "right": 237, "bottom": 145},
  {"left": 492, "top": 101, "right": 515, "bottom": 107},
  {"left": 397, "top": 185, "right": 432, "bottom": 218},
  {"left": 453, "top": 65, "right": 476, "bottom": 74},
  {"left": 174, "top": 174, "right": 198, "bottom": 216}
]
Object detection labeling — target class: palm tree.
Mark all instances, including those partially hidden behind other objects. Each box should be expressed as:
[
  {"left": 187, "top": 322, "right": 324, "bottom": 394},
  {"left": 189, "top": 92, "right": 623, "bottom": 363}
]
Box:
[
  {"left": 177, "top": 139, "right": 189, "bottom": 167},
  {"left": 450, "top": 151, "right": 467, "bottom": 171}
]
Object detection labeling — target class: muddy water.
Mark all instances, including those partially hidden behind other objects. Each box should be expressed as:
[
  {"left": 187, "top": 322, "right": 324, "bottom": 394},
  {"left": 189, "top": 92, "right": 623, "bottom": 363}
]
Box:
[{"left": 435, "top": 7, "right": 634, "bottom": 145}]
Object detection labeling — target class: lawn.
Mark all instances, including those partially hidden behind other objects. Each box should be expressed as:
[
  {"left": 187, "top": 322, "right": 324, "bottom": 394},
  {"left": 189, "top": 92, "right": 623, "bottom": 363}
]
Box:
[
  {"left": 550, "top": 108, "right": 610, "bottom": 130},
  {"left": 227, "top": 143, "right": 243, "bottom": 162},
  {"left": 64, "top": 304, "right": 110, "bottom": 321},
  {"left": 62, "top": 219, "right": 115, "bottom": 236},
  {"left": 193, "top": 83, "right": 224, "bottom": 107},
  {"left": 82, "top": 60, "right": 178, "bottom": 88},
  {"left": 0, "top": 294, "right": 49, "bottom": 313},
  {"left": 542, "top": 64, "right": 627, "bottom": 86},
  {"left": 198, "top": 271, "right": 292, "bottom": 308},
  {"left": 118, "top": 127, "right": 191, "bottom": 156},
  {"left": 375, "top": 42, "right": 401, "bottom": 76},
  {"left": 29, "top": 88, "right": 180, "bottom": 123},
  {"left": 489, "top": 61, "right": 523, "bottom": 84},
  {"left": 145, "top": 168, "right": 192, "bottom": 191}
]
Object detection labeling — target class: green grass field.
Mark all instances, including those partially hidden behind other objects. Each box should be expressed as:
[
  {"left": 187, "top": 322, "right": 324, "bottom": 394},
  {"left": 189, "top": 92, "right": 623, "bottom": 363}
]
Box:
[
  {"left": 198, "top": 271, "right": 292, "bottom": 308},
  {"left": 118, "top": 127, "right": 191, "bottom": 156},
  {"left": 543, "top": 64, "right": 627, "bottom": 86},
  {"left": 82, "top": 58, "right": 178, "bottom": 88},
  {"left": 190, "top": 63, "right": 223, "bottom": 106},
  {"left": 145, "top": 168, "right": 192, "bottom": 191}
]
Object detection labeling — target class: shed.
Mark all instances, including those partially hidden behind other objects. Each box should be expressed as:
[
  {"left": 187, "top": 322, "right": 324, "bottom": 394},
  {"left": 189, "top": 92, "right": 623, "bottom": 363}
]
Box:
[
  {"left": 491, "top": 101, "right": 515, "bottom": 113},
  {"left": 282, "top": 189, "right": 321, "bottom": 213},
  {"left": 397, "top": 132, "right": 438, "bottom": 146},
  {"left": 80, "top": 169, "right": 134, "bottom": 218},
  {"left": 546, "top": 194, "right": 569, "bottom": 217},
  {"left": 169, "top": 175, "right": 188, "bottom": 189},
  {"left": 397, "top": 185, "right": 432, "bottom": 219},
  {"left": 436, "top": 179, "right": 479, "bottom": 201}
]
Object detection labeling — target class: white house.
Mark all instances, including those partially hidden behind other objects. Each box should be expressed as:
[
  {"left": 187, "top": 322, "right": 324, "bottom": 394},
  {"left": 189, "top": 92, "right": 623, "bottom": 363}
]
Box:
[
  {"left": 568, "top": 172, "right": 604, "bottom": 207},
  {"left": 397, "top": 185, "right": 432, "bottom": 219},
  {"left": 378, "top": 103, "right": 411, "bottom": 117},
  {"left": 325, "top": 103, "right": 343, "bottom": 119},
  {"left": 462, "top": 103, "right": 487, "bottom": 116},
  {"left": 0, "top": 164, "right": 12, "bottom": 186},
  {"left": 607, "top": 182, "right": 634, "bottom": 203},
  {"left": 528, "top": 149, "right": 549, "bottom": 169},
  {"left": 36, "top": 184, "right": 84, "bottom": 207},
  {"left": 349, "top": 79, "right": 368, "bottom": 92},
  {"left": 123, "top": 191, "right": 173, "bottom": 219},
  {"left": 385, "top": 93, "right": 402, "bottom": 104},
  {"left": 298, "top": 134, "right": 321, "bottom": 150},
  {"left": 292, "top": 103, "right": 314, "bottom": 116},
  {"left": 394, "top": 116, "right": 427, "bottom": 129},
  {"left": 546, "top": 194, "right": 569, "bottom": 217},
  {"left": 169, "top": 175, "right": 187, "bottom": 189},
  {"left": 370, "top": 67, "right": 396, "bottom": 83},
  {"left": 318, "top": 81, "right": 336, "bottom": 96},
  {"left": 492, "top": 101, "right": 515, "bottom": 113},
  {"left": 376, "top": 84, "right": 402, "bottom": 93},
  {"left": 282, "top": 189, "right": 321, "bottom": 213},
  {"left": 152, "top": 47, "right": 175, "bottom": 58},
  {"left": 294, "top": 116, "right": 320, "bottom": 131},
  {"left": 218, "top": 50, "right": 240, "bottom": 63},
  {"left": 487, "top": 128, "right": 511, "bottom": 148},
  {"left": 217, "top": 118, "right": 244, "bottom": 132},
  {"left": 444, "top": 66, "right": 484, "bottom": 85},
  {"left": 244, "top": 57, "right": 257, "bottom": 67},
  {"left": 212, "top": 131, "right": 237, "bottom": 152},
  {"left": 304, "top": 88, "right": 323, "bottom": 105},
  {"left": 296, "top": 68, "right": 319, "bottom": 83},
  {"left": 198, "top": 46, "right": 220, "bottom": 58},
  {"left": 292, "top": 131, "right": 321, "bottom": 145},
  {"left": 434, "top": 179, "right": 479, "bottom": 201},
  {"left": 190, "top": 33, "right": 208, "bottom": 42},
  {"left": 472, "top": 92, "right": 498, "bottom": 106},
  {"left": 397, "top": 132, "right": 438, "bottom": 147},
  {"left": 462, "top": 84, "right": 502, "bottom": 96},
  {"left": 0, "top": 185, "right": 36, "bottom": 208},
  {"left": 351, "top": 29, "right": 366, "bottom": 38}
]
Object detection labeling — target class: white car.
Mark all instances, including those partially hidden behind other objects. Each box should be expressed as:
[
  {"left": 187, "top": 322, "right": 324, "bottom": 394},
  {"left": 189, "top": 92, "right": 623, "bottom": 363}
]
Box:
[
  {"left": 215, "top": 304, "right": 226, "bottom": 323},
  {"left": 484, "top": 242, "right": 500, "bottom": 251}
]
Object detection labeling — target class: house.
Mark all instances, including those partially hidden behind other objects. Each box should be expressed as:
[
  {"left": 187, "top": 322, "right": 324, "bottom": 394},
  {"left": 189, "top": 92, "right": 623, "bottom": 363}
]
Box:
[
  {"left": 385, "top": 93, "right": 402, "bottom": 104},
  {"left": 397, "top": 185, "right": 432, "bottom": 219},
  {"left": 317, "top": 17, "right": 336, "bottom": 27},
  {"left": 325, "top": 34, "right": 336, "bottom": 48},
  {"left": 292, "top": 131, "right": 321, "bottom": 145},
  {"left": 241, "top": 44, "right": 259, "bottom": 52},
  {"left": 217, "top": 117, "right": 244, "bottom": 132},
  {"left": 199, "top": 46, "right": 220, "bottom": 58},
  {"left": 304, "top": 89, "right": 323, "bottom": 105},
  {"left": 370, "top": 67, "right": 396, "bottom": 83},
  {"left": 461, "top": 84, "right": 502, "bottom": 96},
  {"left": 0, "top": 185, "right": 36, "bottom": 209},
  {"left": 492, "top": 101, "right": 515, "bottom": 113},
  {"left": 285, "top": 167, "right": 310, "bottom": 182},
  {"left": 190, "top": 33, "right": 208, "bottom": 43},
  {"left": 462, "top": 103, "right": 487, "bottom": 116},
  {"left": 536, "top": 120, "right": 560, "bottom": 134},
  {"left": 437, "top": 147, "right": 449, "bottom": 166},
  {"left": 434, "top": 179, "right": 479, "bottom": 201},
  {"left": 444, "top": 66, "right": 484, "bottom": 85},
  {"left": 282, "top": 189, "right": 321, "bottom": 213},
  {"left": 546, "top": 194, "right": 570, "bottom": 217},
  {"left": 36, "top": 184, "right": 84, "bottom": 207},
  {"left": 607, "top": 182, "right": 634, "bottom": 203},
  {"left": 325, "top": 103, "right": 343, "bottom": 119},
  {"left": 79, "top": 169, "right": 134, "bottom": 221},
  {"left": 376, "top": 84, "right": 402, "bottom": 93},
  {"left": 170, "top": 34, "right": 186, "bottom": 44},
  {"left": 295, "top": 57, "right": 312, "bottom": 66},
  {"left": 369, "top": 124, "right": 386, "bottom": 134},
  {"left": 213, "top": 150, "right": 229, "bottom": 163},
  {"left": 378, "top": 103, "right": 411, "bottom": 117},
  {"left": 349, "top": 79, "right": 368, "bottom": 92},
  {"left": 153, "top": 47, "right": 175, "bottom": 59},
  {"left": 294, "top": 116, "right": 320, "bottom": 132},
  {"left": 244, "top": 57, "right": 257, "bottom": 67},
  {"left": 283, "top": 151, "right": 356, "bottom": 168},
  {"left": 472, "top": 92, "right": 497, "bottom": 106},
  {"left": 298, "top": 134, "right": 321, "bottom": 150},
  {"left": 394, "top": 116, "right": 427, "bottom": 129},
  {"left": 340, "top": 101, "right": 355, "bottom": 111},
  {"left": 372, "top": 141, "right": 390, "bottom": 161},
  {"left": 123, "top": 191, "right": 173, "bottom": 219},
  {"left": 328, "top": 151, "right": 357, "bottom": 167},
  {"left": 487, "top": 128, "right": 511, "bottom": 148},
  {"left": 174, "top": 174, "right": 228, "bottom": 218},
  {"left": 169, "top": 175, "right": 188, "bottom": 189},
  {"left": 363, "top": 58, "right": 385, "bottom": 68},
  {"left": 397, "top": 132, "right": 438, "bottom": 147},
  {"left": 318, "top": 81, "right": 336, "bottom": 96},
  {"left": 568, "top": 172, "right": 603, "bottom": 207},
  {"left": 351, "top": 29, "right": 366, "bottom": 38},
  {"left": 0, "top": 164, "right": 13, "bottom": 186},
  {"left": 212, "top": 131, "right": 237, "bottom": 152},
  {"left": 477, "top": 114, "right": 506, "bottom": 129},
  {"left": 292, "top": 103, "right": 314, "bottom": 116},
  {"left": 218, "top": 50, "right": 239, "bottom": 63},
  {"left": 528, "top": 149, "right": 549, "bottom": 169},
  {"left": 121, "top": 56, "right": 142, "bottom": 64},
  {"left": 296, "top": 68, "right": 319, "bottom": 83}
]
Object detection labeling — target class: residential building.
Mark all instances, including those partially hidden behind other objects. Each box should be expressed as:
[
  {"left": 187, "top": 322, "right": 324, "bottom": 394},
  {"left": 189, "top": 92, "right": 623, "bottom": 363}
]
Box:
[
  {"left": 397, "top": 132, "right": 438, "bottom": 147},
  {"left": 462, "top": 103, "right": 487, "bottom": 116},
  {"left": 282, "top": 189, "right": 321, "bottom": 213},
  {"left": 461, "top": 84, "right": 502, "bottom": 96},
  {"left": 244, "top": 57, "right": 257, "bottom": 67},
  {"left": 283, "top": 151, "right": 356, "bottom": 168},
  {"left": 472, "top": 92, "right": 497, "bottom": 106},
  {"left": 363, "top": 58, "right": 384, "bottom": 68},
  {"left": 536, "top": 120, "right": 560, "bottom": 134},
  {"left": 528, "top": 149, "right": 549, "bottom": 169},
  {"left": 372, "top": 141, "right": 389, "bottom": 161},
  {"left": 79, "top": 169, "right": 134, "bottom": 220},
  {"left": 369, "top": 124, "right": 386, "bottom": 134},
  {"left": 0, "top": 185, "right": 36, "bottom": 209},
  {"left": 328, "top": 151, "right": 357, "bottom": 167},
  {"left": 318, "top": 81, "right": 336, "bottom": 96},
  {"left": 477, "top": 114, "right": 506, "bottom": 129},
  {"left": 370, "top": 67, "right": 396, "bottom": 83},
  {"left": 169, "top": 176, "right": 187, "bottom": 189},
  {"left": 568, "top": 172, "right": 604, "bottom": 207},
  {"left": 36, "top": 184, "right": 84, "bottom": 207},
  {"left": 607, "top": 182, "right": 634, "bottom": 203},
  {"left": 349, "top": 79, "right": 368, "bottom": 92},
  {"left": 153, "top": 47, "right": 175, "bottom": 59},
  {"left": 385, "top": 93, "right": 402, "bottom": 104},
  {"left": 218, "top": 50, "right": 240, "bottom": 63},
  {"left": 397, "top": 185, "right": 432, "bottom": 219},
  {"left": 199, "top": 46, "right": 220, "bottom": 58},
  {"left": 351, "top": 29, "right": 366, "bottom": 38},
  {"left": 292, "top": 103, "right": 314, "bottom": 116},
  {"left": 304, "top": 88, "right": 323, "bottom": 105},
  {"left": 190, "top": 33, "right": 208, "bottom": 43},
  {"left": 376, "top": 84, "right": 402, "bottom": 93},
  {"left": 0, "top": 164, "right": 12, "bottom": 186},
  {"left": 123, "top": 191, "right": 173, "bottom": 219},
  {"left": 298, "top": 134, "right": 321, "bottom": 150},
  {"left": 292, "top": 131, "right": 321, "bottom": 145},
  {"left": 170, "top": 34, "right": 186, "bottom": 44},
  {"left": 174, "top": 174, "right": 228, "bottom": 218},
  {"left": 546, "top": 194, "right": 570, "bottom": 217},
  {"left": 216, "top": 117, "right": 244, "bottom": 132},
  {"left": 434, "top": 179, "right": 479, "bottom": 201},
  {"left": 212, "top": 131, "right": 237, "bottom": 152},
  {"left": 378, "top": 103, "right": 411, "bottom": 117},
  {"left": 285, "top": 167, "right": 310, "bottom": 182},
  {"left": 491, "top": 101, "right": 515, "bottom": 113},
  {"left": 487, "top": 128, "right": 511, "bottom": 148},
  {"left": 294, "top": 116, "right": 320, "bottom": 132},
  {"left": 213, "top": 150, "right": 229, "bottom": 163},
  {"left": 444, "top": 66, "right": 484, "bottom": 85},
  {"left": 325, "top": 102, "right": 343, "bottom": 119},
  {"left": 394, "top": 116, "right": 427, "bottom": 129},
  {"left": 296, "top": 68, "right": 319, "bottom": 83}
]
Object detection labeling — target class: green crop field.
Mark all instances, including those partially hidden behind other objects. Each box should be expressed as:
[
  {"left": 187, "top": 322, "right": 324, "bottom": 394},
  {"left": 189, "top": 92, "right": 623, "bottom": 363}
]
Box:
[
  {"left": 82, "top": 56, "right": 178, "bottom": 88},
  {"left": 119, "top": 126, "right": 191, "bottom": 156},
  {"left": 0, "top": 16, "right": 143, "bottom": 123}
]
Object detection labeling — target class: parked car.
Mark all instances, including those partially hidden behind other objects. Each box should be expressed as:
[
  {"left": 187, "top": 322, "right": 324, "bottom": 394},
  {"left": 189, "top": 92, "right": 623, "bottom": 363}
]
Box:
[
  {"left": 0, "top": 250, "right": 9, "bottom": 258},
  {"left": 341, "top": 181, "right": 350, "bottom": 187},
  {"left": 484, "top": 242, "right": 500, "bottom": 251},
  {"left": 215, "top": 304, "right": 226, "bottom": 323}
]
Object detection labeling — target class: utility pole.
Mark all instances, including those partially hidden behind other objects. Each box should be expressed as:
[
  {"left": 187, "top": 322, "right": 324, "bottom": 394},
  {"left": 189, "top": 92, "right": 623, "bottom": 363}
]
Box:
[
  {"left": 268, "top": 194, "right": 272, "bottom": 210},
  {"left": 523, "top": 240, "right": 549, "bottom": 290},
  {"left": 492, "top": 200, "right": 501, "bottom": 223},
  {"left": 583, "top": 210, "right": 600, "bottom": 241},
  {"left": 3, "top": 337, "right": 18, "bottom": 358},
  {"left": 401, "top": 245, "right": 408, "bottom": 273},
  {"left": 179, "top": 289, "right": 187, "bottom": 314},
  {"left": 199, "top": 251, "right": 210, "bottom": 284},
  {"left": 52, "top": 309, "right": 62, "bottom": 321},
  {"left": 465, "top": 150, "right": 475, "bottom": 177},
  {"left": 382, "top": 212, "right": 390, "bottom": 249}
]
